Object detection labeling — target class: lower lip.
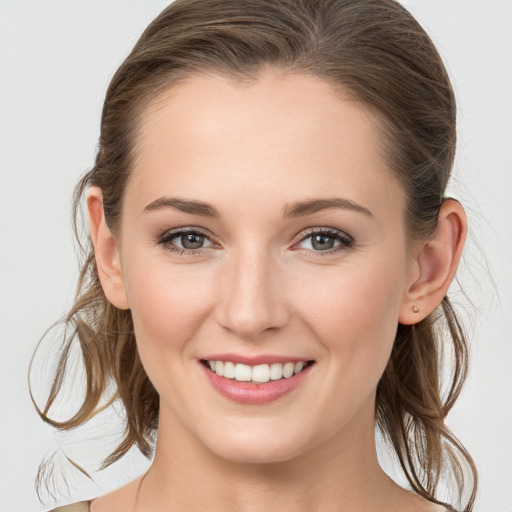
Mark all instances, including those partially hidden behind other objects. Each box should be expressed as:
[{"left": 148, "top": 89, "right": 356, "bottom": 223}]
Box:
[{"left": 201, "top": 363, "right": 314, "bottom": 405}]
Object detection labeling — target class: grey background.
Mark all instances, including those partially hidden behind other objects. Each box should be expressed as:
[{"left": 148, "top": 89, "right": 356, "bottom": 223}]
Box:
[{"left": 1, "top": 1, "right": 511, "bottom": 510}]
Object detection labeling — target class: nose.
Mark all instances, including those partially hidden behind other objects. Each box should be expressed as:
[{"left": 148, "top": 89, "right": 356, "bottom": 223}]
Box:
[{"left": 216, "top": 245, "right": 290, "bottom": 340}]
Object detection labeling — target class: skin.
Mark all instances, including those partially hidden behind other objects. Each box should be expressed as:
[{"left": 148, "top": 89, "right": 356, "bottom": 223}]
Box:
[{"left": 88, "top": 70, "right": 466, "bottom": 511}]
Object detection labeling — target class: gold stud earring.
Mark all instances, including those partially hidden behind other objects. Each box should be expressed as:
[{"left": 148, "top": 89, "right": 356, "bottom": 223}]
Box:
[{"left": 412, "top": 305, "right": 420, "bottom": 313}]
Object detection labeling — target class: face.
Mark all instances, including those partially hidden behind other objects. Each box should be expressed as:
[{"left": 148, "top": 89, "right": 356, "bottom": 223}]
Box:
[{"left": 116, "top": 71, "right": 412, "bottom": 464}]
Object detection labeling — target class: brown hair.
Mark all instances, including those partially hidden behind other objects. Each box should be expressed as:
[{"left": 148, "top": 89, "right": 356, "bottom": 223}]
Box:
[{"left": 31, "top": 0, "right": 477, "bottom": 509}]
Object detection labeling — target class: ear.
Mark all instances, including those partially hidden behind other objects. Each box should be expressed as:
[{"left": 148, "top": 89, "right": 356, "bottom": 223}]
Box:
[
  {"left": 87, "top": 187, "right": 130, "bottom": 310},
  {"left": 399, "top": 199, "right": 467, "bottom": 325}
]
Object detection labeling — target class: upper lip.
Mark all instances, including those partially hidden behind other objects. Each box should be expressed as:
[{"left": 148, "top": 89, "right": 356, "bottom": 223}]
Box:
[{"left": 201, "top": 353, "right": 313, "bottom": 365}]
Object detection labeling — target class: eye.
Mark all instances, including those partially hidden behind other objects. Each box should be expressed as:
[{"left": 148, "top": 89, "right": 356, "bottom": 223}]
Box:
[
  {"left": 296, "top": 228, "right": 353, "bottom": 253},
  {"left": 158, "top": 228, "right": 214, "bottom": 254},
  {"left": 175, "top": 232, "right": 212, "bottom": 250}
]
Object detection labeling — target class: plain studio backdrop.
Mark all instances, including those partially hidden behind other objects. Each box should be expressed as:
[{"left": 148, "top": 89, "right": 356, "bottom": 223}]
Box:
[{"left": 0, "top": 1, "right": 511, "bottom": 511}]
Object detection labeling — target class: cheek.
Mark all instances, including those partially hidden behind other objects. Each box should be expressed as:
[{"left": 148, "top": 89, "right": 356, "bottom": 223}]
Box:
[
  {"left": 299, "top": 256, "right": 405, "bottom": 333},
  {"left": 123, "top": 257, "right": 216, "bottom": 356},
  {"left": 294, "top": 254, "right": 407, "bottom": 390}
]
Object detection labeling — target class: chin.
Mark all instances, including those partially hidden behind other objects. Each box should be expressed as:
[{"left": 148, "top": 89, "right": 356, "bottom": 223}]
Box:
[
  {"left": 196, "top": 419, "right": 319, "bottom": 465},
  {"left": 209, "top": 440, "right": 306, "bottom": 466}
]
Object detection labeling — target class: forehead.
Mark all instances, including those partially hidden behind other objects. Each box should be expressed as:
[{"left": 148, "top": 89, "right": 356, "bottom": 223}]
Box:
[{"left": 127, "top": 71, "right": 404, "bottom": 223}]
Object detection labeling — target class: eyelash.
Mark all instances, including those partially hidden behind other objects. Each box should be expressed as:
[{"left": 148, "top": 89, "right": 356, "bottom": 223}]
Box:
[
  {"left": 294, "top": 227, "right": 354, "bottom": 256},
  {"left": 157, "top": 227, "right": 354, "bottom": 257},
  {"left": 157, "top": 227, "right": 214, "bottom": 256}
]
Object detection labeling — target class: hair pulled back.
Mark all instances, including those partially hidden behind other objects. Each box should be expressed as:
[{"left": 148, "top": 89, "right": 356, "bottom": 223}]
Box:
[{"left": 33, "top": 0, "right": 477, "bottom": 509}]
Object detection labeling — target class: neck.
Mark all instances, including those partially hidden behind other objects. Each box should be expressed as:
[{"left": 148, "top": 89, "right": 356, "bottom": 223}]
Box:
[{"left": 137, "top": 399, "right": 405, "bottom": 512}]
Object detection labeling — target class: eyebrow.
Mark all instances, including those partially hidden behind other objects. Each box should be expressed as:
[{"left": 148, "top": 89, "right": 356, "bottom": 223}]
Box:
[
  {"left": 282, "top": 198, "right": 373, "bottom": 218},
  {"left": 143, "top": 197, "right": 221, "bottom": 218},
  {"left": 142, "top": 196, "right": 373, "bottom": 219}
]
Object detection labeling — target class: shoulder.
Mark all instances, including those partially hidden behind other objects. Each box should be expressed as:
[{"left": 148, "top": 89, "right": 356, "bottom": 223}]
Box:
[{"left": 47, "top": 501, "right": 90, "bottom": 512}]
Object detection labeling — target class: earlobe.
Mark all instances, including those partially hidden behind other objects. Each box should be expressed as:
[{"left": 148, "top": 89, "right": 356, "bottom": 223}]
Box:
[
  {"left": 399, "top": 199, "right": 467, "bottom": 325},
  {"left": 87, "top": 187, "right": 130, "bottom": 310}
]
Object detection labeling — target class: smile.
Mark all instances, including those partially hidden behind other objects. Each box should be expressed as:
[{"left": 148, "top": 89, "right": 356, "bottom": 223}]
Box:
[
  {"left": 205, "top": 360, "right": 311, "bottom": 383},
  {"left": 201, "top": 358, "right": 315, "bottom": 404}
]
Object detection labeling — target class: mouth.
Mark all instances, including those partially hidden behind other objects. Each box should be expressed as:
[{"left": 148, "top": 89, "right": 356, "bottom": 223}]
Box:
[
  {"left": 201, "top": 359, "right": 315, "bottom": 384},
  {"left": 200, "top": 357, "right": 315, "bottom": 404}
]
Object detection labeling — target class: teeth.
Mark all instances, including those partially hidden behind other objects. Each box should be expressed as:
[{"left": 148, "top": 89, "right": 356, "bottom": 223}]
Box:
[
  {"left": 294, "top": 361, "right": 304, "bottom": 374},
  {"left": 234, "top": 363, "right": 252, "bottom": 382},
  {"left": 223, "top": 361, "right": 235, "bottom": 379},
  {"left": 252, "top": 364, "right": 270, "bottom": 383},
  {"left": 207, "top": 360, "right": 309, "bottom": 382},
  {"left": 270, "top": 363, "right": 283, "bottom": 380},
  {"left": 282, "top": 362, "right": 294, "bottom": 378}
]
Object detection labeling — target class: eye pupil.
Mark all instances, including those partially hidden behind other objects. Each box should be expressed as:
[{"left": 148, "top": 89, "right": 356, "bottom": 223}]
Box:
[
  {"left": 182, "top": 233, "right": 204, "bottom": 249},
  {"left": 312, "top": 234, "right": 334, "bottom": 250}
]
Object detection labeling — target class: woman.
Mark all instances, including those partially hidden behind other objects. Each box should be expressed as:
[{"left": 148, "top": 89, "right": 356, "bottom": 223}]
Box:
[{"left": 34, "top": 0, "right": 478, "bottom": 510}]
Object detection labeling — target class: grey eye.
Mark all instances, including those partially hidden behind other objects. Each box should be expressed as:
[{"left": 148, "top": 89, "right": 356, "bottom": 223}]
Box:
[
  {"left": 310, "top": 233, "right": 336, "bottom": 250},
  {"left": 296, "top": 228, "right": 354, "bottom": 254},
  {"left": 180, "top": 232, "right": 206, "bottom": 249},
  {"left": 299, "top": 232, "right": 341, "bottom": 251},
  {"left": 159, "top": 228, "right": 214, "bottom": 253}
]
